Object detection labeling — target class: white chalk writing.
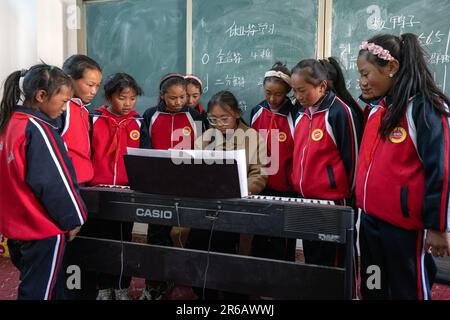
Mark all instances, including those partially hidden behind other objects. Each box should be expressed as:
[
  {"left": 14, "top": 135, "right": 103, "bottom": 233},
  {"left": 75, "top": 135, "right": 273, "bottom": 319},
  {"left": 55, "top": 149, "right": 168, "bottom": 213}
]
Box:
[{"left": 226, "top": 21, "right": 275, "bottom": 37}]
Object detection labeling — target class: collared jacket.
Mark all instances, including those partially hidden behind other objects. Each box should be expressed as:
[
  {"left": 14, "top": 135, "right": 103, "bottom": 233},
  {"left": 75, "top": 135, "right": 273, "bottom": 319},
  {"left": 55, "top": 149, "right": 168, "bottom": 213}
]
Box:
[
  {"left": 0, "top": 106, "right": 87, "bottom": 240},
  {"left": 195, "top": 121, "right": 268, "bottom": 195},
  {"left": 291, "top": 91, "right": 362, "bottom": 200},
  {"left": 89, "top": 106, "right": 150, "bottom": 186},
  {"left": 355, "top": 95, "right": 450, "bottom": 231},
  {"left": 60, "top": 98, "right": 93, "bottom": 183},
  {"left": 251, "top": 99, "right": 297, "bottom": 192},
  {"left": 143, "top": 102, "right": 202, "bottom": 150}
]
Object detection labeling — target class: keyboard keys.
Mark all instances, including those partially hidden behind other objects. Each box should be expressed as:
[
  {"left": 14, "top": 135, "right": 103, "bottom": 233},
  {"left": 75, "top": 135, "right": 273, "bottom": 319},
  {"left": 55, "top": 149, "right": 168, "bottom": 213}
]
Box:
[{"left": 247, "top": 195, "right": 334, "bottom": 205}]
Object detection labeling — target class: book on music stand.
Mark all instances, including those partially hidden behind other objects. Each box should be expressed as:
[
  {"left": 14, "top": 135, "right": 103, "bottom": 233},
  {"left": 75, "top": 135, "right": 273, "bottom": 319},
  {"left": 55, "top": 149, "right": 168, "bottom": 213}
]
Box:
[{"left": 124, "top": 148, "right": 248, "bottom": 198}]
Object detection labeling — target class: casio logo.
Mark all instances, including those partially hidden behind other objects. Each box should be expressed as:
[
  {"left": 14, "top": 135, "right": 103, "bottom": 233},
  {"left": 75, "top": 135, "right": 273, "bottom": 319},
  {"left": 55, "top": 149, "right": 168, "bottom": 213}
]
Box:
[
  {"left": 318, "top": 234, "right": 340, "bottom": 242},
  {"left": 136, "top": 208, "right": 173, "bottom": 219}
]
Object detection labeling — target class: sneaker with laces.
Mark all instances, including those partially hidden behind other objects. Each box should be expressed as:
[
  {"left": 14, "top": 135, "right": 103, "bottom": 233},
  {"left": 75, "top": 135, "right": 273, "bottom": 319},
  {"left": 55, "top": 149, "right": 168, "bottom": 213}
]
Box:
[
  {"left": 114, "top": 288, "right": 132, "bottom": 300},
  {"left": 138, "top": 287, "right": 163, "bottom": 300},
  {"left": 96, "top": 288, "right": 113, "bottom": 300},
  {"left": 139, "top": 282, "right": 174, "bottom": 300}
]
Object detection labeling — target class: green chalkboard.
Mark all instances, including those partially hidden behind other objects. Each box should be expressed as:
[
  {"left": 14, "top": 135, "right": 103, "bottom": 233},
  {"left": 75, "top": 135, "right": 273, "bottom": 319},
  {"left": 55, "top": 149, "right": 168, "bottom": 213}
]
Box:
[
  {"left": 85, "top": 0, "right": 186, "bottom": 114},
  {"left": 192, "top": 0, "right": 318, "bottom": 122},
  {"left": 331, "top": 0, "right": 450, "bottom": 99}
]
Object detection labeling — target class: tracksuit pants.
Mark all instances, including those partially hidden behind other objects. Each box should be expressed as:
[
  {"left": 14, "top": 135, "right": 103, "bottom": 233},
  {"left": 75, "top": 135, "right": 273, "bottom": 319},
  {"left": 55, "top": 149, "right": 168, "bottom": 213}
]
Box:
[
  {"left": 7, "top": 234, "right": 66, "bottom": 300},
  {"left": 360, "top": 212, "right": 436, "bottom": 300}
]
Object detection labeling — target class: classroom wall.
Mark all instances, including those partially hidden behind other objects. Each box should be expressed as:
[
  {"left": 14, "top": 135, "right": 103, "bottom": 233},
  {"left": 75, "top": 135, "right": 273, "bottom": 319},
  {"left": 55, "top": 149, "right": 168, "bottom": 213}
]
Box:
[
  {"left": 0, "top": 0, "right": 79, "bottom": 96},
  {"left": 0, "top": 0, "right": 38, "bottom": 90}
]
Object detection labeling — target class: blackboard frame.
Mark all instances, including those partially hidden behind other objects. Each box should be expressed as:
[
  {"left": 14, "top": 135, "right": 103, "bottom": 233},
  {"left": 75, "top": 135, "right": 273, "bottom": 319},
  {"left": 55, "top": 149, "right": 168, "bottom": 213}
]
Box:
[{"left": 78, "top": 0, "right": 327, "bottom": 117}]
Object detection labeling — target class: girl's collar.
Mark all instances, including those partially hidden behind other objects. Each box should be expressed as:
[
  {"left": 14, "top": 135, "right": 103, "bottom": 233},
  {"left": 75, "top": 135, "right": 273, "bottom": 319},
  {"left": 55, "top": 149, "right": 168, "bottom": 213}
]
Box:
[
  {"left": 261, "top": 98, "right": 293, "bottom": 116},
  {"left": 298, "top": 91, "right": 336, "bottom": 114},
  {"left": 14, "top": 105, "right": 59, "bottom": 129}
]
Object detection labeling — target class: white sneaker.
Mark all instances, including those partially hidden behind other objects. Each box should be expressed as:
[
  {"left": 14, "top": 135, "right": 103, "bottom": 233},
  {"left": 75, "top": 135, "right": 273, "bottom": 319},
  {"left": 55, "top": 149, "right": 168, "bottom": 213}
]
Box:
[
  {"left": 114, "top": 288, "right": 132, "bottom": 300},
  {"left": 96, "top": 288, "right": 113, "bottom": 300}
]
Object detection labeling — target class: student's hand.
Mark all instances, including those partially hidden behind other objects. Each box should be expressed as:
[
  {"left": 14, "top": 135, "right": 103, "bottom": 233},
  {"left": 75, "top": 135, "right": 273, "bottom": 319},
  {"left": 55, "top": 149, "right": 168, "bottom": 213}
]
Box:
[
  {"left": 425, "top": 230, "right": 450, "bottom": 257},
  {"left": 67, "top": 226, "right": 81, "bottom": 242}
]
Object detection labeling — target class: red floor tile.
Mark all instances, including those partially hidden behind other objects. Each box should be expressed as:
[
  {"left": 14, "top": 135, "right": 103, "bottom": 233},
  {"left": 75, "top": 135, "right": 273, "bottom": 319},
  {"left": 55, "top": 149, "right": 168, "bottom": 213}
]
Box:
[{"left": 1, "top": 255, "right": 449, "bottom": 300}]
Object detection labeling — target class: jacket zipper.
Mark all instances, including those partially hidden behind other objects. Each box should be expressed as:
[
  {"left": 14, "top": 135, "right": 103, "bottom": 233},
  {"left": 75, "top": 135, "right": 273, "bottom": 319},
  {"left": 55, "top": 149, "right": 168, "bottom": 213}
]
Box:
[
  {"left": 113, "top": 118, "right": 128, "bottom": 185},
  {"left": 81, "top": 107, "right": 91, "bottom": 155},
  {"left": 170, "top": 114, "right": 175, "bottom": 148},
  {"left": 363, "top": 161, "right": 373, "bottom": 213},
  {"left": 299, "top": 113, "right": 312, "bottom": 197}
]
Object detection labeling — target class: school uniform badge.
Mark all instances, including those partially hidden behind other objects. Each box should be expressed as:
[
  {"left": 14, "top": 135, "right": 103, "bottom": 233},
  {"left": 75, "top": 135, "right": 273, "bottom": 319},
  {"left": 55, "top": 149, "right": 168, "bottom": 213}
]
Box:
[
  {"left": 278, "top": 131, "right": 287, "bottom": 142},
  {"left": 130, "top": 130, "right": 140, "bottom": 141},
  {"left": 183, "top": 126, "right": 192, "bottom": 136},
  {"left": 389, "top": 127, "right": 407, "bottom": 143},
  {"left": 311, "top": 129, "right": 323, "bottom": 141}
]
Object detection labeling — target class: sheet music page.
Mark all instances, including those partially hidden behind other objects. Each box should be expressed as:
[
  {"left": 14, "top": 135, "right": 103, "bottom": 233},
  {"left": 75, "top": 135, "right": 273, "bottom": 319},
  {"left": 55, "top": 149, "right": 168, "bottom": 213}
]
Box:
[
  {"left": 127, "top": 147, "right": 173, "bottom": 158},
  {"left": 171, "top": 150, "right": 248, "bottom": 197},
  {"left": 228, "top": 149, "right": 248, "bottom": 197},
  {"left": 127, "top": 147, "right": 248, "bottom": 197}
]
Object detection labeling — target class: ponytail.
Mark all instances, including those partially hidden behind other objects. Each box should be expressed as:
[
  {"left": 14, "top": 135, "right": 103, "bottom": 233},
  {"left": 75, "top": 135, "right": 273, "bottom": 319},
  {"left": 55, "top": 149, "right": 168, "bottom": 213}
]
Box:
[
  {"left": 323, "top": 57, "right": 363, "bottom": 123},
  {"left": 358, "top": 33, "right": 450, "bottom": 137},
  {"left": 381, "top": 33, "right": 450, "bottom": 137},
  {"left": 0, "top": 64, "right": 73, "bottom": 133},
  {"left": 292, "top": 57, "right": 362, "bottom": 123},
  {"left": 0, "top": 70, "right": 23, "bottom": 133}
]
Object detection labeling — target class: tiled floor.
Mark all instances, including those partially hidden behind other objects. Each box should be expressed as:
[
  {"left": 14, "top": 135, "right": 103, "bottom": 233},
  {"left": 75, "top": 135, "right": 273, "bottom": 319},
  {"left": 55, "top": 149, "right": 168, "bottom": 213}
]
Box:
[
  {"left": 1, "top": 255, "right": 449, "bottom": 300},
  {"left": 0, "top": 256, "right": 19, "bottom": 300}
]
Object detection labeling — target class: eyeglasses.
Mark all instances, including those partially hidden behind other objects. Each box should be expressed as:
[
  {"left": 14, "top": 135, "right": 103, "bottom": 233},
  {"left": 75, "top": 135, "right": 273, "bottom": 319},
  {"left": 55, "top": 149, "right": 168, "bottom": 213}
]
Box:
[{"left": 206, "top": 114, "right": 233, "bottom": 125}]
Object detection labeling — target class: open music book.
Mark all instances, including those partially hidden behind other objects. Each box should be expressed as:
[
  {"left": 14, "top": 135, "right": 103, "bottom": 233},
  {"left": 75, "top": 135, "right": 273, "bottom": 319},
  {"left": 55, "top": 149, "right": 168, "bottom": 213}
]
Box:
[{"left": 125, "top": 148, "right": 248, "bottom": 198}]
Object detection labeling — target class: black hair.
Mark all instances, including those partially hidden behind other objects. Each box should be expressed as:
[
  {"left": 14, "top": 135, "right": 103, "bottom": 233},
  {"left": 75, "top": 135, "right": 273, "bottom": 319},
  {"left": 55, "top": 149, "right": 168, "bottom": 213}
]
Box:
[
  {"left": 0, "top": 64, "right": 73, "bottom": 133},
  {"left": 359, "top": 33, "right": 450, "bottom": 137},
  {"left": 185, "top": 77, "right": 202, "bottom": 94},
  {"left": 263, "top": 61, "right": 291, "bottom": 93},
  {"left": 207, "top": 90, "right": 241, "bottom": 114},
  {"left": 291, "top": 57, "right": 363, "bottom": 122},
  {"left": 104, "top": 73, "right": 143, "bottom": 100},
  {"left": 62, "top": 54, "right": 102, "bottom": 80},
  {"left": 159, "top": 73, "right": 186, "bottom": 103}
]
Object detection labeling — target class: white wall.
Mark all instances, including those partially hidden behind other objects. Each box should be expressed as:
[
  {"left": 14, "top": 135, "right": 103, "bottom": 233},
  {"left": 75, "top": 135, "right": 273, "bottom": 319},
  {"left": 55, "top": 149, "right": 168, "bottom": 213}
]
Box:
[
  {"left": 0, "top": 0, "right": 38, "bottom": 88},
  {"left": 0, "top": 0, "right": 80, "bottom": 95}
]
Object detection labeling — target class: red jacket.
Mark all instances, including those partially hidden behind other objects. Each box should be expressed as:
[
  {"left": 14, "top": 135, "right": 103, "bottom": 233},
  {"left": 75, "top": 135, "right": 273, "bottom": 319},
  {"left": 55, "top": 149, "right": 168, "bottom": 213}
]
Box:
[
  {"left": 89, "top": 106, "right": 150, "bottom": 186},
  {"left": 0, "top": 107, "right": 87, "bottom": 240},
  {"left": 60, "top": 98, "right": 93, "bottom": 183},
  {"left": 355, "top": 95, "right": 450, "bottom": 231},
  {"left": 143, "top": 102, "right": 202, "bottom": 150},
  {"left": 251, "top": 99, "right": 297, "bottom": 192},
  {"left": 291, "top": 91, "right": 362, "bottom": 200}
]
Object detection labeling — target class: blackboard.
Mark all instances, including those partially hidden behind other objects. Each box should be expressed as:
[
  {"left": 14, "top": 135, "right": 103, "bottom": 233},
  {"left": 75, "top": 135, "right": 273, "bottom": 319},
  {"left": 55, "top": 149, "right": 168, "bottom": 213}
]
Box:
[
  {"left": 85, "top": 0, "right": 186, "bottom": 114},
  {"left": 192, "top": 0, "right": 318, "bottom": 122},
  {"left": 331, "top": 0, "right": 450, "bottom": 99}
]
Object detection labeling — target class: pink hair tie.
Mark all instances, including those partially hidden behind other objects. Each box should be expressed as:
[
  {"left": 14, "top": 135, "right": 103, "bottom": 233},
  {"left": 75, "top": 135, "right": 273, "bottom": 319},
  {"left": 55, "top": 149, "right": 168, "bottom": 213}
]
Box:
[
  {"left": 184, "top": 74, "right": 203, "bottom": 87},
  {"left": 360, "top": 41, "right": 395, "bottom": 61}
]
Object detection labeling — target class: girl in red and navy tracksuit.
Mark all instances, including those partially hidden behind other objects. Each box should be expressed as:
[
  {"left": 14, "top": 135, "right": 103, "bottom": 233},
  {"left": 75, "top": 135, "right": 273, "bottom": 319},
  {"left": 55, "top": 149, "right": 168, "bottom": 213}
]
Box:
[
  {"left": 356, "top": 33, "right": 450, "bottom": 300},
  {"left": 140, "top": 73, "right": 202, "bottom": 300},
  {"left": 0, "top": 64, "right": 87, "bottom": 300},
  {"left": 84, "top": 73, "right": 149, "bottom": 300},
  {"left": 290, "top": 57, "right": 363, "bottom": 269},
  {"left": 250, "top": 62, "right": 298, "bottom": 261},
  {"left": 60, "top": 54, "right": 103, "bottom": 184},
  {"left": 185, "top": 74, "right": 209, "bottom": 131}
]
